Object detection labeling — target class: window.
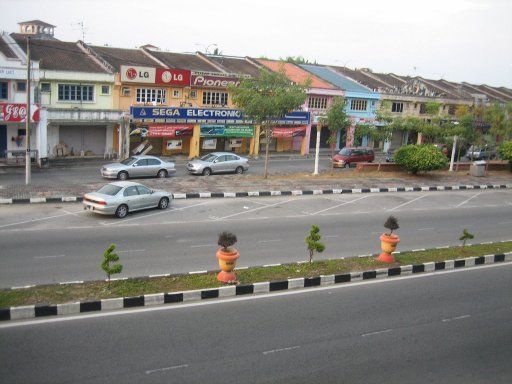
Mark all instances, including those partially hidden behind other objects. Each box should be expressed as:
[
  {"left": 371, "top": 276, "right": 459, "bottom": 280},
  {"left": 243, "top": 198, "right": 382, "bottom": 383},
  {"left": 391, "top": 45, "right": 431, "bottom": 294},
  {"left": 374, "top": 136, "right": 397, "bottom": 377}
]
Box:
[
  {"left": 189, "top": 90, "right": 197, "bottom": 99},
  {"left": 123, "top": 186, "right": 139, "bottom": 197},
  {"left": 216, "top": 155, "right": 227, "bottom": 162},
  {"left": 101, "top": 85, "right": 110, "bottom": 95},
  {"left": 391, "top": 102, "right": 403, "bottom": 113},
  {"left": 136, "top": 186, "right": 151, "bottom": 195},
  {"left": 350, "top": 99, "right": 368, "bottom": 111},
  {"left": 308, "top": 97, "right": 328, "bottom": 109},
  {"left": 146, "top": 158, "right": 160, "bottom": 166},
  {"left": 419, "top": 103, "right": 427, "bottom": 114},
  {"left": 16, "top": 81, "right": 26, "bottom": 92},
  {"left": 134, "top": 159, "right": 148, "bottom": 166},
  {"left": 0, "top": 82, "right": 7, "bottom": 99},
  {"left": 122, "top": 87, "right": 131, "bottom": 96},
  {"left": 136, "top": 88, "right": 166, "bottom": 104},
  {"left": 58, "top": 84, "right": 94, "bottom": 102},
  {"left": 41, "top": 83, "right": 51, "bottom": 92},
  {"left": 448, "top": 105, "right": 457, "bottom": 116},
  {"left": 172, "top": 89, "right": 181, "bottom": 98},
  {"left": 202, "top": 91, "right": 228, "bottom": 106}
]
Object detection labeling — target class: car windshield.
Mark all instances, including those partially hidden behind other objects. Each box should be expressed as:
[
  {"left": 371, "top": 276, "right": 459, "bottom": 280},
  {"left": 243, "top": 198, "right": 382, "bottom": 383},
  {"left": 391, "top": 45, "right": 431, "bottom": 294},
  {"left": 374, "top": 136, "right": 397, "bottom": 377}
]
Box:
[
  {"left": 339, "top": 148, "right": 352, "bottom": 155},
  {"left": 200, "top": 154, "right": 217, "bottom": 162},
  {"left": 120, "top": 157, "right": 137, "bottom": 165},
  {"left": 97, "top": 184, "right": 122, "bottom": 196}
]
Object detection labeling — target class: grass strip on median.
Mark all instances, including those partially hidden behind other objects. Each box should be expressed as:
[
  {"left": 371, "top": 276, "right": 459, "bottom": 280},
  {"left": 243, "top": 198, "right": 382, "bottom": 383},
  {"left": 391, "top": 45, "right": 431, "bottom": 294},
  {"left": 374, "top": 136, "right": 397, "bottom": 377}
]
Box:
[{"left": 1, "top": 241, "right": 511, "bottom": 308}]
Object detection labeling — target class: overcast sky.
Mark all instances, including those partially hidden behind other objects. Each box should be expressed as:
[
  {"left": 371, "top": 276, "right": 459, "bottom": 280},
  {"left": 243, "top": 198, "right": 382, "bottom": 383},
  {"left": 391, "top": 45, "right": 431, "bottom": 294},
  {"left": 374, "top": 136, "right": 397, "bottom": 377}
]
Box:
[{"left": 1, "top": 0, "right": 511, "bottom": 87}]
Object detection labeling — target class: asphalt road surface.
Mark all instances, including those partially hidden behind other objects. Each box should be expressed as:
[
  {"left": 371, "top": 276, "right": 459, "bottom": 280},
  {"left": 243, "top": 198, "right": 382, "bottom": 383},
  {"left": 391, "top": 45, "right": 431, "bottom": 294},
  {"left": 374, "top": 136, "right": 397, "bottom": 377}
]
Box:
[
  {"left": 1, "top": 263, "right": 511, "bottom": 383},
  {"left": 0, "top": 189, "right": 511, "bottom": 287}
]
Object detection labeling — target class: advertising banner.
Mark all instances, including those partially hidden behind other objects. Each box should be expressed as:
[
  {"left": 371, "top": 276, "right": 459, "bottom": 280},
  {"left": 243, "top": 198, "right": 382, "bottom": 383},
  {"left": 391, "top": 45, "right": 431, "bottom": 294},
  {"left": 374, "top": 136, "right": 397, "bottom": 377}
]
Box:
[
  {"left": 0, "top": 103, "right": 40, "bottom": 122},
  {"left": 202, "top": 139, "right": 217, "bottom": 149},
  {"left": 121, "top": 65, "right": 190, "bottom": 86},
  {"left": 272, "top": 126, "right": 306, "bottom": 138},
  {"left": 147, "top": 125, "right": 193, "bottom": 138},
  {"left": 190, "top": 74, "right": 241, "bottom": 88},
  {"left": 200, "top": 125, "right": 254, "bottom": 137}
]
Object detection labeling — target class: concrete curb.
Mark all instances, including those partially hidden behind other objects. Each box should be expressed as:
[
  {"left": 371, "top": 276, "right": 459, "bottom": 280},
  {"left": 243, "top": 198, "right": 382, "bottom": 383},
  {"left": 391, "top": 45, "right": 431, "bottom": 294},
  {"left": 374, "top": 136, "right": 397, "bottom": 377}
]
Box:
[
  {"left": 1, "top": 250, "right": 510, "bottom": 322},
  {"left": 1, "top": 183, "right": 511, "bottom": 204}
]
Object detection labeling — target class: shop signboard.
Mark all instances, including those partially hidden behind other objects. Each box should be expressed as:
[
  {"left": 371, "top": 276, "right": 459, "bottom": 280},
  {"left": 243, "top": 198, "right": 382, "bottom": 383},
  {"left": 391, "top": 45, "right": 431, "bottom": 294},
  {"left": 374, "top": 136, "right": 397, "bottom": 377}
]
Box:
[
  {"left": 131, "top": 106, "right": 310, "bottom": 125},
  {"left": 272, "top": 126, "right": 306, "bottom": 138},
  {"left": 121, "top": 65, "right": 190, "bottom": 86},
  {"left": 190, "top": 74, "right": 241, "bottom": 88},
  {"left": 147, "top": 124, "right": 193, "bottom": 138},
  {"left": 0, "top": 103, "right": 40, "bottom": 122},
  {"left": 200, "top": 125, "right": 253, "bottom": 137}
]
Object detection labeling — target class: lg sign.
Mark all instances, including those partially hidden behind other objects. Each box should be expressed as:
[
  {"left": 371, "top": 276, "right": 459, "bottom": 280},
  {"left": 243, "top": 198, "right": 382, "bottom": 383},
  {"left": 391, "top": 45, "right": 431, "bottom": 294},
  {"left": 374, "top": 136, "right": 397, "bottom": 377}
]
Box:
[{"left": 121, "top": 65, "right": 190, "bottom": 85}]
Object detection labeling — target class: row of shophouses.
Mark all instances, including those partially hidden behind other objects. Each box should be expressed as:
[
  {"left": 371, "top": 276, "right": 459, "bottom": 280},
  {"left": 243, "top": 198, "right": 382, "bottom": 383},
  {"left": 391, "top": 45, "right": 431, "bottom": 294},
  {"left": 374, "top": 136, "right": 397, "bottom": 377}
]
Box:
[{"left": 2, "top": 20, "right": 512, "bottom": 165}]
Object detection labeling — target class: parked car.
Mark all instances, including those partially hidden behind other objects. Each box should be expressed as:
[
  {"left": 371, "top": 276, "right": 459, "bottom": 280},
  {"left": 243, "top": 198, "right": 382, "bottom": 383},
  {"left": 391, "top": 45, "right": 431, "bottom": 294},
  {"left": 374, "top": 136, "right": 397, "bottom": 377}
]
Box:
[
  {"left": 466, "top": 145, "right": 497, "bottom": 160},
  {"left": 332, "top": 147, "right": 375, "bottom": 168},
  {"left": 83, "top": 181, "right": 172, "bottom": 218},
  {"left": 101, "top": 155, "right": 176, "bottom": 180},
  {"left": 187, "top": 152, "right": 249, "bottom": 175}
]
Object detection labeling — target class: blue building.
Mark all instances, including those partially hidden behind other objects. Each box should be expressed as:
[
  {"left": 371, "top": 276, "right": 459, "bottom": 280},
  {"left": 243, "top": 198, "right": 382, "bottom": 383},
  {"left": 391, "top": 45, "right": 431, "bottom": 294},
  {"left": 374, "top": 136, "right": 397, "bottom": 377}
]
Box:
[{"left": 300, "top": 64, "right": 380, "bottom": 149}]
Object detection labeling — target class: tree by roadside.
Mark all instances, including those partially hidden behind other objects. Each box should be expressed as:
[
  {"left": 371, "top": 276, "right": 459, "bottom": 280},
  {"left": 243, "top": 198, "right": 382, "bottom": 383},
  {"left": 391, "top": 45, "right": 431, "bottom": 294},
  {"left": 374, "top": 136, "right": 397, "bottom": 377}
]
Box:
[
  {"left": 305, "top": 224, "right": 325, "bottom": 263},
  {"left": 320, "top": 97, "right": 351, "bottom": 174},
  {"left": 229, "top": 65, "right": 310, "bottom": 178}
]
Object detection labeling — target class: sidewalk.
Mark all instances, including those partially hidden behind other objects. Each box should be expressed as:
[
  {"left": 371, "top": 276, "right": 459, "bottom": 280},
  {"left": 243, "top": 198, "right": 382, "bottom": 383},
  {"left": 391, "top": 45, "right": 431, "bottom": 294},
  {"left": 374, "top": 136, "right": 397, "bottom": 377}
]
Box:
[{"left": 1, "top": 169, "right": 511, "bottom": 201}]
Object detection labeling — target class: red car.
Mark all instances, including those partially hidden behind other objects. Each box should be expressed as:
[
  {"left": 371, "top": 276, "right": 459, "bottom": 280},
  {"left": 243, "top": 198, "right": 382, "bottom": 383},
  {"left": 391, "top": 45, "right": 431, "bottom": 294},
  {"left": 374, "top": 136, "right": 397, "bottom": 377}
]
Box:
[{"left": 332, "top": 147, "right": 375, "bottom": 168}]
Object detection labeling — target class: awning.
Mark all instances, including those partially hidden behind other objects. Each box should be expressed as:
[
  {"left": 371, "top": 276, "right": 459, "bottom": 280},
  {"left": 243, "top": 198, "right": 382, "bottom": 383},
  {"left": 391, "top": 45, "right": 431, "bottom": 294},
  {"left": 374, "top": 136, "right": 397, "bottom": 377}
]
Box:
[
  {"left": 272, "top": 126, "right": 306, "bottom": 138},
  {"left": 148, "top": 124, "right": 193, "bottom": 138}
]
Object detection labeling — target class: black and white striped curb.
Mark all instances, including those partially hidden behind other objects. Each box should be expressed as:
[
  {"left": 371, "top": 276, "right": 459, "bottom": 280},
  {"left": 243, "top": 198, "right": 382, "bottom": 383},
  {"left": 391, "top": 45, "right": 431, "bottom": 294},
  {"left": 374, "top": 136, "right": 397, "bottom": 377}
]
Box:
[
  {"left": 1, "top": 183, "right": 511, "bottom": 204},
  {"left": 1, "top": 251, "right": 510, "bottom": 322}
]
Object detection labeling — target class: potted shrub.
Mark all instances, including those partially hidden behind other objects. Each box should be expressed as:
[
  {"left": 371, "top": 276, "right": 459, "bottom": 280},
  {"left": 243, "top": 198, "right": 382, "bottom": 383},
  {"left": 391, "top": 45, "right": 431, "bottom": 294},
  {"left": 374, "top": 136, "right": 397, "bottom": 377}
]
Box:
[
  {"left": 216, "top": 231, "right": 240, "bottom": 283},
  {"left": 378, "top": 216, "right": 400, "bottom": 263}
]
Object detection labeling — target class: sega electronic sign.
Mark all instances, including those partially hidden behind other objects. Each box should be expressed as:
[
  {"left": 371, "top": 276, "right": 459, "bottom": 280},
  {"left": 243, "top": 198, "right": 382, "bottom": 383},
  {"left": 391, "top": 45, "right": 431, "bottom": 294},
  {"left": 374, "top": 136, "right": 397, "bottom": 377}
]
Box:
[
  {"left": 131, "top": 107, "right": 310, "bottom": 125},
  {"left": 121, "top": 65, "right": 190, "bottom": 86}
]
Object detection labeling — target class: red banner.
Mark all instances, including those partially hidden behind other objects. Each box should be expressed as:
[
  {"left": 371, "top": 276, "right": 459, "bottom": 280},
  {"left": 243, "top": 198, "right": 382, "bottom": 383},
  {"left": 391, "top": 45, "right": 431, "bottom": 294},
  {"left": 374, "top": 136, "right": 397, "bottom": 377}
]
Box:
[
  {"left": 0, "top": 103, "right": 40, "bottom": 122},
  {"left": 272, "top": 126, "right": 306, "bottom": 138},
  {"left": 148, "top": 124, "right": 193, "bottom": 138},
  {"left": 155, "top": 68, "right": 191, "bottom": 86}
]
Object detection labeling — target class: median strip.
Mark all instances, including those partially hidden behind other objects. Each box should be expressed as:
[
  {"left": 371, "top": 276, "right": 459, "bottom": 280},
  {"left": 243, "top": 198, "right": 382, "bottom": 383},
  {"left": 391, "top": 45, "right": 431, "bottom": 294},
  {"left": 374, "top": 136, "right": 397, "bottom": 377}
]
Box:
[{"left": 0, "top": 242, "right": 511, "bottom": 321}]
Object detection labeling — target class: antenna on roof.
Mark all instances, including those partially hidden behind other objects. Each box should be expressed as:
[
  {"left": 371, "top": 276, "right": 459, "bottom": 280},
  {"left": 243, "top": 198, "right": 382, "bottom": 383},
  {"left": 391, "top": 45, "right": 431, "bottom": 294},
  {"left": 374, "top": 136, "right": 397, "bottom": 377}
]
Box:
[{"left": 72, "top": 21, "right": 88, "bottom": 42}]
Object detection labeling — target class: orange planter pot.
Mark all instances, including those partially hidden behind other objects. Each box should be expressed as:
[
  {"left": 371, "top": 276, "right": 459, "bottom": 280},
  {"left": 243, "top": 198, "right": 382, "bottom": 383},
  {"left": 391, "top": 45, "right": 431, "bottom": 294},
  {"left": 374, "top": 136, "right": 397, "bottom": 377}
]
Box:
[
  {"left": 216, "top": 248, "right": 240, "bottom": 283},
  {"left": 378, "top": 234, "right": 400, "bottom": 263}
]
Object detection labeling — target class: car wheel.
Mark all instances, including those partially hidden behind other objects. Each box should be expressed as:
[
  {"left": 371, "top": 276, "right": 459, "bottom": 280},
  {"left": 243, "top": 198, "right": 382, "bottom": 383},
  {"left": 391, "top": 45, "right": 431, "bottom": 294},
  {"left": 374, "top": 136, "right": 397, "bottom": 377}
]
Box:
[
  {"left": 202, "top": 168, "right": 212, "bottom": 176},
  {"left": 157, "top": 169, "right": 167, "bottom": 178},
  {"left": 158, "top": 197, "right": 169, "bottom": 210},
  {"left": 117, "top": 171, "right": 128, "bottom": 181},
  {"left": 115, "top": 204, "right": 128, "bottom": 219},
  {"left": 235, "top": 166, "right": 244, "bottom": 174},
  {"left": 344, "top": 163, "right": 350, "bottom": 169}
]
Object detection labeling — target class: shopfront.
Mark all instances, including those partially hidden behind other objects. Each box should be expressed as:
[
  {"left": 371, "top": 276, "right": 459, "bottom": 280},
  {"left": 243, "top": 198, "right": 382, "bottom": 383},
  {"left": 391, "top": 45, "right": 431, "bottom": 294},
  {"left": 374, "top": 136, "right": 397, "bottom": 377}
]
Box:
[{"left": 130, "top": 106, "right": 310, "bottom": 159}]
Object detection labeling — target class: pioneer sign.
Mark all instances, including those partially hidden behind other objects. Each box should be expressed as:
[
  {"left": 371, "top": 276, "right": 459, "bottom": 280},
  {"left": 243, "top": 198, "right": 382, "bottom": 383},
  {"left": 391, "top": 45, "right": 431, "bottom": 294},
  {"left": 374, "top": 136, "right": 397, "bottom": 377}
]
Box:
[{"left": 190, "top": 74, "right": 241, "bottom": 88}]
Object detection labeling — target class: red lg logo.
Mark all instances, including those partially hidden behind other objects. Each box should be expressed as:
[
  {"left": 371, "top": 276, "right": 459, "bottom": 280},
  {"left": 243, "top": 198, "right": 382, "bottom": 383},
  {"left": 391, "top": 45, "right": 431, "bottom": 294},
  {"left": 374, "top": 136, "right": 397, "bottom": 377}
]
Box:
[{"left": 126, "top": 68, "right": 137, "bottom": 80}]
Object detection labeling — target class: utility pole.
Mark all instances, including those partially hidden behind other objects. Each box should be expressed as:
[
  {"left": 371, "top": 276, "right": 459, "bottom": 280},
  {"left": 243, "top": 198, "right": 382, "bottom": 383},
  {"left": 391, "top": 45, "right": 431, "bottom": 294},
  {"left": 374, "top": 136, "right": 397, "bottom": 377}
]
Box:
[{"left": 25, "top": 36, "right": 31, "bottom": 185}]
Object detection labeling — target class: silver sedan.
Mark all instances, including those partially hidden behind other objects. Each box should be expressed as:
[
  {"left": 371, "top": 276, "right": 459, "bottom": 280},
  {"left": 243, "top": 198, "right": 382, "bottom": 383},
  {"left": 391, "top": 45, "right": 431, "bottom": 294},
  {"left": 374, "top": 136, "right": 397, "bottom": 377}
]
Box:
[
  {"left": 101, "top": 155, "right": 176, "bottom": 180},
  {"left": 187, "top": 152, "right": 249, "bottom": 176},
  {"left": 83, "top": 181, "right": 172, "bottom": 218}
]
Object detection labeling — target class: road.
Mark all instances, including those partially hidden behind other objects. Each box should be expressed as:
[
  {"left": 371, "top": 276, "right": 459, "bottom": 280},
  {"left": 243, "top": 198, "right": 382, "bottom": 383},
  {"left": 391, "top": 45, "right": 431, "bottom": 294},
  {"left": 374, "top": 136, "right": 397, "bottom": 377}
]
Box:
[
  {"left": 0, "top": 189, "right": 511, "bottom": 287},
  {"left": 1, "top": 263, "right": 511, "bottom": 383},
  {"left": 0, "top": 156, "right": 337, "bottom": 185}
]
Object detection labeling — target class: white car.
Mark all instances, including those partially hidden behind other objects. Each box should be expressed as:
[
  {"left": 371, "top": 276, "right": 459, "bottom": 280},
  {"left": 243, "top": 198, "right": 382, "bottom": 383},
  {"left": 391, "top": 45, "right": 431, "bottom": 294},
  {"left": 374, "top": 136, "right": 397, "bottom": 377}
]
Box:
[
  {"left": 83, "top": 181, "right": 172, "bottom": 218},
  {"left": 101, "top": 155, "right": 176, "bottom": 180},
  {"left": 187, "top": 152, "right": 249, "bottom": 176}
]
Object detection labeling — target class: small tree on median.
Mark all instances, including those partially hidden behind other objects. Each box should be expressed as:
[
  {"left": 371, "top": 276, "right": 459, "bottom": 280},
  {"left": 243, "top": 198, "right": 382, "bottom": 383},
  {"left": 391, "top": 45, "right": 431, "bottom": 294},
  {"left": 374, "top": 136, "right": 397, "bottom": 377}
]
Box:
[
  {"left": 459, "top": 229, "right": 474, "bottom": 249},
  {"left": 229, "top": 65, "right": 310, "bottom": 179},
  {"left": 305, "top": 224, "right": 325, "bottom": 263},
  {"left": 101, "top": 243, "right": 123, "bottom": 287}
]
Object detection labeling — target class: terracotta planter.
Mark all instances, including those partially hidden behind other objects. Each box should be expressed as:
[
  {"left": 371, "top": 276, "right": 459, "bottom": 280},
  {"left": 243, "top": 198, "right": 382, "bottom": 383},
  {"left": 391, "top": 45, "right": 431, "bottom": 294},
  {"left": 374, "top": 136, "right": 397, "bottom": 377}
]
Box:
[
  {"left": 216, "top": 248, "right": 240, "bottom": 283},
  {"left": 378, "top": 234, "right": 400, "bottom": 263}
]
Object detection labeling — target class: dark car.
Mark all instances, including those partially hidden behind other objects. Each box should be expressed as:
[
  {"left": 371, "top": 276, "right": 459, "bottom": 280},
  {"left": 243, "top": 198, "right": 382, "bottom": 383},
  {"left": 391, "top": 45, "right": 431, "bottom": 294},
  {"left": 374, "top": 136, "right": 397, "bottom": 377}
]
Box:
[{"left": 332, "top": 147, "right": 375, "bottom": 168}]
